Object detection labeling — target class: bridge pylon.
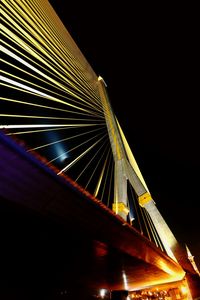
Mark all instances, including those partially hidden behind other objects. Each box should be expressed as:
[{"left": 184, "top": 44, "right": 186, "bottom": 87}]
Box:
[{"left": 97, "top": 76, "right": 195, "bottom": 271}]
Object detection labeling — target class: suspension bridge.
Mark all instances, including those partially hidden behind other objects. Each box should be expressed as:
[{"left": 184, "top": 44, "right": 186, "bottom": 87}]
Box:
[{"left": 0, "top": 1, "right": 199, "bottom": 299}]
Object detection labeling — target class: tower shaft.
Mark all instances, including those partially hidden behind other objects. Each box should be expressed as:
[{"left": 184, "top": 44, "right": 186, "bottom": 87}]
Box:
[{"left": 97, "top": 76, "right": 193, "bottom": 267}]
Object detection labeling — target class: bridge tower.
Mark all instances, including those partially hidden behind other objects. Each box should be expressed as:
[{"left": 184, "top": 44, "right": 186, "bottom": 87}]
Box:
[{"left": 97, "top": 76, "right": 194, "bottom": 271}]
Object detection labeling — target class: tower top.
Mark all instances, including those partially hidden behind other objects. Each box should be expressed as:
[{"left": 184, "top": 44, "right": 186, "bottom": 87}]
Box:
[{"left": 185, "top": 244, "right": 200, "bottom": 276}]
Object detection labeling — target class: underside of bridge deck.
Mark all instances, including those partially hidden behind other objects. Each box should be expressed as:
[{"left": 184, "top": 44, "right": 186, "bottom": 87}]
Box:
[{"left": 0, "top": 132, "right": 186, "bottom": 298}]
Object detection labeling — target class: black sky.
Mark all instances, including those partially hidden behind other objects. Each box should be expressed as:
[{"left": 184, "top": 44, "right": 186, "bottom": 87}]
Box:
[{"left": 49, "top": 1, "right": 199, "bottom": 267}]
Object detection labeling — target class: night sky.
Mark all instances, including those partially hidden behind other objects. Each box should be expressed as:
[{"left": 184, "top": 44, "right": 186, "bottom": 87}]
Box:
[{"left": 49, "top": 1, "right": 199, "bottom": 268}]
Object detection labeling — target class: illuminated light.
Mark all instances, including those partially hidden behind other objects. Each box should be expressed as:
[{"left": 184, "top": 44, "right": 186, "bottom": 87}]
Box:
[
  {"left": 2, "top": 1, "right": 100, "bottom": 101},
  {"left": 99, "top": 289, "right": 107, "bottom": 298},
  {"left": 92, "top": 144, "right": 109, "bottom": 197},
  {"left": 180, "top": 286, "right": 188, "bottom": 295},
  {"left": 0, "top": 75, "right": 88, "bottom": 112},
  {"left": 122, "top": 271, "right": 129, "bottom": 290},
  {"left": 57, "top": 135, "right": 106, "bottom": 174},
  {"left": 1, "top": 69, "right": 98, "bottom": 117},
  {"left": 157, "top": 259, "right": 185, "bottom": 280},
  {"left": 1, "top": 20, "right": 101, "bottom": 109},
  {"left": 1, "top": 61, "right": 100, "bottom": 115},
  {"left": 0, "top": 124, "right": 100, "bottom": 130},
  {"left": 6, "top": 126, "right": 73, "bottom": 136},
  {"left": 76, "top": 138, "right": 108, "bottom": 185},
  {"left": 54, "top": 144, "right": 69, "bottom": 162},
  {"left": 112, "top": 202, "right": 129, "bottom": 215},
  {"left": 1, "top": 97, "right": 102, "bottom": 118},
  {"left": 98, "top": 75, "right": 107, "bottom": 87},
  {"left": 0, "top": 113, "right": 91, "bottom": 121},
  {"left": 1, "top": 46, "right": 101, "bottom": 113}
]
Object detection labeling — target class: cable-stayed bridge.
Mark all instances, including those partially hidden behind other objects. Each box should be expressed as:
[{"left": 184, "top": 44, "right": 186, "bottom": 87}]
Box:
[{"left": 0, "top": 1, "right": 199, "bottom": 299}]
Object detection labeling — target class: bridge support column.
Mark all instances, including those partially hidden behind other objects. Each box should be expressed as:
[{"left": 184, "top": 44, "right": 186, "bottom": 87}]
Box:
[
  {"left": 142, "top": 199, "right": 197, "bottom": 272},
  {"left": 112, "top": 159, "right": 129, "bottom": 220},
  {"left": 111, "top": 290, "right": 128, "bottom": 300},
  {"left": 98, "top": 77, "right": 129, "bottom": 219},
  {"left": 97, "top": 75, "right": 196, "bottom": 271},
  {"left": 142, "top": 199, "right": 178, "bottom": 261}
]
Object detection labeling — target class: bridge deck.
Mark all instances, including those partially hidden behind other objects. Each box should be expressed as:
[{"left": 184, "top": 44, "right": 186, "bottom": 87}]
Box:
[{"left": 0, "top": 132, "right": 185, "bottom": 291}]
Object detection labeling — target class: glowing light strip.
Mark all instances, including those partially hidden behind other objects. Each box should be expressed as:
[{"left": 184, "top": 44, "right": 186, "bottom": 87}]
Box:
[
  {"left": 29, "top": 127, "right": 105, "bottom": 151},
  {"left": 57, "top": 135, "right": 106, "bottom": 175},
  {"left": 1, "top": 39, "right": 102, "bottom": 114},
  {"left": 27, "top": 1, "right": 83, "bottom": 67},
  {"left": 94, "top": 146, "right": 110, "bottom": 198},
  {"left": 1, "top": 97, "right": 103, "bottom": 119},
  {"left": 122, "top": 271, "right": 129, "bottom": 290},
  {"left": 106, "top": 153, "right": 114, "bottom": 207},
  {"left": 76, "top": 140, "right": 108, "bottom": 182},
  {"left": 1, "top": 16, "right": 97, "bottom": 105},
  {"left": 1, "top": 45, "right": 102, "bottom": 113},
  {"left": 1, "top": 82, "right": 102, "bottom": 119},
  {"left": 1, "top": 59, "right": 100, "bottom": 112},
  {"left": 0, "top": 113, "right": 100, "bottom": 122},
  {"left": 2, "top": 1, "right": 97, "bottom": 101},
  {"left": 0, "top": 124, "right": 100, "bottom": 129},
  {"left": 85, "top": 141, "right": 109, "bottom": 190},
  {"left": 35, "top": 0, "right": 98, "bottom": 82},
  {"left": 1, "top": 73, "right": 103, "bottom": 118},
  {"left": 144, "top": 209, "right": 157, "bottom": 245},
  {"left": 49, "top": 132, "right": 107, "bottom": 164},
  {"left": 100, "top": 149, "right": 112, "bottom": 202},
  {"left": 6, "top": 126, "right": 75, "bottom": 136},
  {"left": 1, "top": 11, "right": 102, "bottom": 112},
  {"left": 25, "top": 0, "right": 101, "bottom": 109},
  {"left": 140, "top": 206, "right": 152, "bottom": 241},
  {"left": 23, "top": 0, "right": 98, "bottom": 98},
  {"left": 0, "top": 74, "right": 100, "bottom": 115},
  {"left": 145, "top": 210, "right": 164, "bottom": 251}
]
